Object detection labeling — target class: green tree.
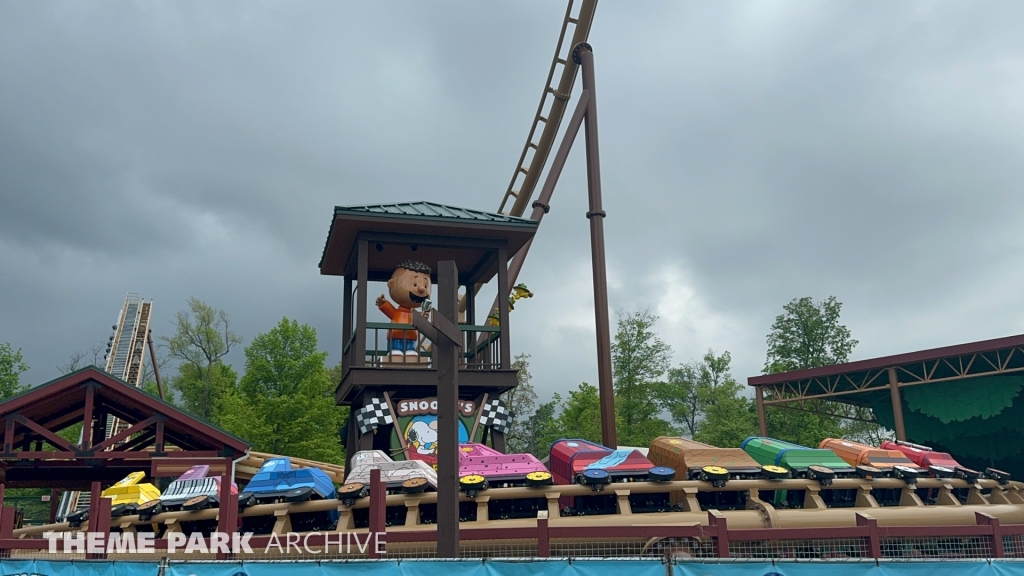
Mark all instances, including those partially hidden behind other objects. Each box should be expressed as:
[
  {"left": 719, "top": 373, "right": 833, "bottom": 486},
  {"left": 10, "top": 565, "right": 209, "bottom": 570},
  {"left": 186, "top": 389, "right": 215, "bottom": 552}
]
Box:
[
  {"left": 0, "top": 343, "right": 29, "bottom": 400},
  {"left": 611, "top": 310, "right": 673, "bottom": 446},
  {"left": 556, "top": 383, "right": 603, "bottom": 444},
  {"left": 764, "top": 296, "right": 858, "bottom": 373},
  {"left": 217, "top": 318, "right": 345, "bottom": 463},
  {"left": 502, "top": 353, "right": 538, "bottom": 453},
  {"left": 170, "top": 363, "right": 237, "bottom": 420},
  {"left": 520, "top": 396, "right": 561, "bottom": 458},
  {"left": 763, "top": 296, "right": 888, "bottom": 446},
  {"left": 162, "top": 298, "right": 242, "bottom": 420},
  {"left": 659, "top": 349, "right": 759, "bottom": 446},
  {"left": 697, "top": 396, "right": 758, "bottom": 448}
]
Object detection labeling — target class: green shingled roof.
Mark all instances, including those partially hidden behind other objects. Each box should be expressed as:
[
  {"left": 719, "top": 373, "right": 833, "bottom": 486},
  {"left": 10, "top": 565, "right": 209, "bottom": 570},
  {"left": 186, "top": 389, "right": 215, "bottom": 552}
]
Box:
[{"left": 334, "top": 201, "right": 536, "bottom": 226}]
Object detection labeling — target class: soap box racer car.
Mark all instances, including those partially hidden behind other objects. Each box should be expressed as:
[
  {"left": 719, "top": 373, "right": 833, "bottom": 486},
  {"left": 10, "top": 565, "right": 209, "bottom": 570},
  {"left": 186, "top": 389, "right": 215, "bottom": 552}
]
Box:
[
  {"left": 742, "top": 436, "right": 854, "bottom": 484},
  {"left": 66, "top": 471, "right": 162, "bottom": 525},
  {"left": 457, "top": 443, "right": 551, "bottom": 492},
  {"left": 105, "top": 471, "right": 161, "bottom": 517},
  {"left": 341, "top": 450, "right": 438, "bottom": 503},
  {"left": 880, "top": 440, "right": 983, "bottom": 481},
  {"left": 550, "top": 439, "right": 674, "bottom": 489},
  {"left": 819, "top": 439, "right": 926, "bottom": 482},
  {"left": 649, "top": 437, "right": 764, "bottom": 486},
  {"left": 137, "top": 464, "right": 237, "bottom": 519},
  {"left": 238, "top": 456, "right": 337, "bottom": 508}
]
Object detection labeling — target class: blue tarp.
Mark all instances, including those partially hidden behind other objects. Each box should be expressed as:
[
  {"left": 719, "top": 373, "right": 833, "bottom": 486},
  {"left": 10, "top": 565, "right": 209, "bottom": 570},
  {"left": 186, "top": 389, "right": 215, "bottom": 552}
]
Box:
[
  {"left": 10, "top": 560, "right": 1024, "bottom": 576},
  {"left": 0, "top": 561, "right": 158, "bottom": 576}
]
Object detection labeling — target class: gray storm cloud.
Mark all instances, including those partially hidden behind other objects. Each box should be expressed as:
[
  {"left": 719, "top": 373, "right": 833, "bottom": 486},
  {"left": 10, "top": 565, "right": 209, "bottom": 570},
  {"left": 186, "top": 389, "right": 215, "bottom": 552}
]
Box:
[{"left": 2, "top": 1, "right": 1023, "bottom": 400}]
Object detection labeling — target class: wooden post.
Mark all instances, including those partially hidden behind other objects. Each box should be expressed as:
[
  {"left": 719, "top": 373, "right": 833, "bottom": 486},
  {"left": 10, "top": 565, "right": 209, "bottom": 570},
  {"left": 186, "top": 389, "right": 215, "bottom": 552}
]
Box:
[
  {"left": 857, "top": 513, "right": 881, "bottom": 558},
  {"left": 355, "top": 239, "right": 368, "bottom": 367},
  {"left": 887, "top": 368, "right": 907, "bottom": 441},
  {"left": 491, "top": 430, "right": 506, "bottom": 453},
  {"left": 86, "top": 481, "right": 108, "bottom": 559},
  {"left": 497, "top": 247, "right": 511, "bottom": 370},
  {"left": 708, "top": 510, "right": 729, "bottom": 558},
  {"left": 435, "top": 260, "right": 461, "bottom": 558},
  {"left": 368, "top": 468, "right": 386, "bottom": 559},
  {"left": 756, "top": 386, "right": 768, "bottom": 436},
  {"left": 537, "top": 512, "right": 550, "bottom": 557},
  {"left": 49, "top": 488, "right": 59, "bottom": 523},
  {"left": 342, "top": 276, "right": 353, "bottom": 361},
  {"left": 0, "top": 505, "right": 15, "bottom": 557},
  {"left": 216, "top": 459, "right": 238, "bottom": 560},
  {"left": 977, "top": 512, "right": 1004, "bottom": 558}
]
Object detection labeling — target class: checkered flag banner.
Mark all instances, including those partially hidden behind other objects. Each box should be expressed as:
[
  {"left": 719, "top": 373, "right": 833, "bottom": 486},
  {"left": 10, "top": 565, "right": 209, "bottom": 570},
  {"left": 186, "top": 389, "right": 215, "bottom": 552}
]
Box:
[
  {"left": 355, "top": 396, "right": 393, "bottom": 434},
  {"left": 479, "top": 398, "right": 512, "bottom": 435}
]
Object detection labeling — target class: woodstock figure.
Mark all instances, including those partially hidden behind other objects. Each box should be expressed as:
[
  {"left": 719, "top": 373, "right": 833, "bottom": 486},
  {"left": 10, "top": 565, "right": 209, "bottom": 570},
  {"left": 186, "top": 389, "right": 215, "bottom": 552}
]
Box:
[{"left": 376, "top": 260, "right": 432, "bottom": 363}]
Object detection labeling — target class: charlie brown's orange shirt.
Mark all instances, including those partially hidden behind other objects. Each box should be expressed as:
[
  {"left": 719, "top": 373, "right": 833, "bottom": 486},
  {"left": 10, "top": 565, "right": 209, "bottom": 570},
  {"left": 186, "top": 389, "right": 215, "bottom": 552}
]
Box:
[{"left": 378, "top": 301, "right": 418, "bottom": 340}]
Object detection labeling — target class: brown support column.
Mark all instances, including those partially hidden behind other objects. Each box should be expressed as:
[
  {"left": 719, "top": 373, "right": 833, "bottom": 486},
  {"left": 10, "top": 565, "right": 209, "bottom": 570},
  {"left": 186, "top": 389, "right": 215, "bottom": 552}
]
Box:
[
  {"left": 708, "top": 510, "right": 729, "bottom": 558},
  {"left": 491, "top": 430, "right": 506, "bottom": 453},
  {"left": 0, "top": 505, "right": 15, "bottom": 557},
  {"left": 368, "top": 468, "right": 386, "bottom": 559},
  {"left": 756, "top": 386, "right": 768, "bottom": 436},
  {"left": 342, "top": 276, "right": 353, "bottom": 361},
  {"left": 355, "top": 239, "right": 369, "bottom": 367},
  {"left": 345, "top": 405, "right": 359, "bottom": 470},
  {"left": 577, "top": 43, "right": 616, "bottom": 449},
  {"left": 537, "top": 513, "right": 550, "bottom": 557},
  {"left": 887, "top": 367, "right": 907, "bottom": 441},
  {"left": 49, "top": 488, "right": 59, "bottom": 523},
  {"left": 154, "top": 417, "right": 165, "bottom": 455},
  {"left": 81, "top": 384, "right": 95, "bottom": 450},
  {"left": 147, "top": 329, "right": 165, "bottom": 400},
  {"left": 497, "top": 246, "right": 511, "bottom": 370},
  {"left": 435, "top": 261, "right": 461, "bottom": 558},
  {"left": 86, "top": 480, "right": 104, "bottom": 559},
  {"left": 0, "top": 483, "right": 4, "bottom": 508},
  {"left": 216, "top": 459, "right": 238, "bottom": 560}
]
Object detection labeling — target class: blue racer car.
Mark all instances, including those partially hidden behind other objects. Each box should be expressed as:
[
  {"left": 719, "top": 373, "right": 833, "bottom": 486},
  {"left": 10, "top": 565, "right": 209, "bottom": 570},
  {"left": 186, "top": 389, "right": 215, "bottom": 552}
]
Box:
[{"left": 239, "top": 456, "right": 337, "bottom": 506}]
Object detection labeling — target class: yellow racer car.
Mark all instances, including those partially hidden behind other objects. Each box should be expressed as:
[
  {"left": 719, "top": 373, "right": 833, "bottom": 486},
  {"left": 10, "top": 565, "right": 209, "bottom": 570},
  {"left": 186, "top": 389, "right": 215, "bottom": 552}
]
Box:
[{"left": 102, "top": 472, "right": 160, "bottom": 512}]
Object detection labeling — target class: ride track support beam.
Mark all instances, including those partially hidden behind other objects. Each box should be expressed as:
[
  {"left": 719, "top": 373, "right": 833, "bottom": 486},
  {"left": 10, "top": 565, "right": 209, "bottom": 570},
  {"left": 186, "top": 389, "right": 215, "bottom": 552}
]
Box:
[
  {"left": 888, "top": 367, "right": 907, "bottom": 441},
  {"left": 578, "top": 44, "right": 616, "bottom": 449},
  {"left": 479, "top": 43, "right": 617, "bottom": 447},
  {"left": 756, "top": 386, "right": 767, "bottom": 436}
]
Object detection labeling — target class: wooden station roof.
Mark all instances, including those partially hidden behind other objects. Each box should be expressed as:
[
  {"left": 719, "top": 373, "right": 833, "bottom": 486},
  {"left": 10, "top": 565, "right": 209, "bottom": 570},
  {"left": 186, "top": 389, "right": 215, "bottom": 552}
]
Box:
[{"left": 0, "top": 367, "right": 250, "bottom": 488}]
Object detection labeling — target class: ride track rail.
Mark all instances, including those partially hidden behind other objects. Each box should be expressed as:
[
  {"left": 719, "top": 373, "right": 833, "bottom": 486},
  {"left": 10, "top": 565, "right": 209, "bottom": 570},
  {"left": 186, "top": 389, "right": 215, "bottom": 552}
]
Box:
[
  {"left": 498, "top": 0, "right": 599, "bottom": 218},
  {"left": 10, "top": 476, "right": 1024, "bottom": 560}
]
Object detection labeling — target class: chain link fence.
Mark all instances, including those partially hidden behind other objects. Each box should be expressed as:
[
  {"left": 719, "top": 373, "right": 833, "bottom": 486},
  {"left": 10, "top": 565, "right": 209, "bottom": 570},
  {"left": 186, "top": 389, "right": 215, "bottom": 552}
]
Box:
[
  {"left": 880, "top": 536, "right": 993, "bottom": 559},
  {"left": 729, "top": 537, "right": 869, "bottom": 559},
  {"left": 1003, "top": 534, "right": 1024, "bottom": 558}
]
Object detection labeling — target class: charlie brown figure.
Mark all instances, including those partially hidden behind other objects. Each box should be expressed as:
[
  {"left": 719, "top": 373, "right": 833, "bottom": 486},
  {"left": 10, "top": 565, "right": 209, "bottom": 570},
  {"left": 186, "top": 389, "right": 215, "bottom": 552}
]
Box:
[{"left": 375, "top": 260, "right": 432, "bottom": 362}]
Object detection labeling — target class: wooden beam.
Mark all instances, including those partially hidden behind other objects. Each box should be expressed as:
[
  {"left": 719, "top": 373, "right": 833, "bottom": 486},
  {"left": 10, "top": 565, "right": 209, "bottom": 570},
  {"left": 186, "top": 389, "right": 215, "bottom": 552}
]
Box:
[
  {"left": 91, "top": 415, "right": 158, "bottom": 452},
  {"left": 12, "top": 415, "right": 75, "bottom": 452}
]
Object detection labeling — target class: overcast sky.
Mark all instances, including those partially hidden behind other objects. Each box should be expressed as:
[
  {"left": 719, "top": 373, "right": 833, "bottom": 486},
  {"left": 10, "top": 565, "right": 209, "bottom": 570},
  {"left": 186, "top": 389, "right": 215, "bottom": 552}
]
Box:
[{"left": 2, "top": 1, "right": 1023, "bottom": 405}]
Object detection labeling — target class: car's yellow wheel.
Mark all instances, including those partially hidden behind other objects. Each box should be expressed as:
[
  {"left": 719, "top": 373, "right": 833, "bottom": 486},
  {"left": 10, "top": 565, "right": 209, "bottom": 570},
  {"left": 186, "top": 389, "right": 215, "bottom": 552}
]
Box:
[{"left": 526, "top": 471, "right": 553, "bottom": 486}]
